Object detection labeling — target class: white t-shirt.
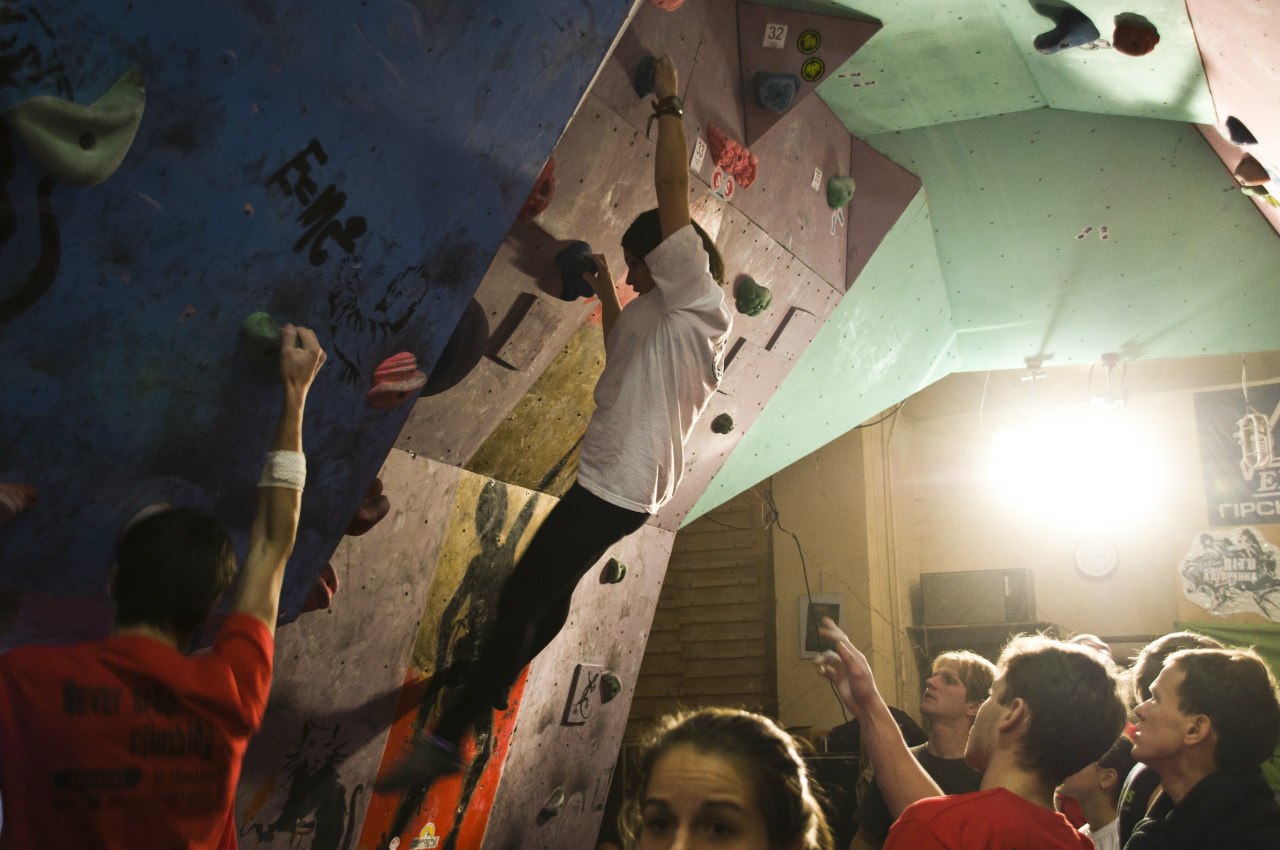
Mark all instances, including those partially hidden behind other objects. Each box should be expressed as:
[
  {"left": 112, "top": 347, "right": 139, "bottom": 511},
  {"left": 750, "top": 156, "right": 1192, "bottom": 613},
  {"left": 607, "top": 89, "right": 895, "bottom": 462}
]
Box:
[
  {"left": 1080, "top": 817, "right": 1119, "bottom": 850},
  {"left": 577, "top": 224, "right": 733, "bottom": 514}
]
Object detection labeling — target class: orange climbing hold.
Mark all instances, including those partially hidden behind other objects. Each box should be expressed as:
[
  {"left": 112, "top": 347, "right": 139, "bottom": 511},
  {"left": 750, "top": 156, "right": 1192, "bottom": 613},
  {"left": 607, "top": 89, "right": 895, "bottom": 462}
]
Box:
[
  {"left": 517, "top": 156, "right": 556, "bottom": 222},
  {"left": 301, "top": 563, "right": 340, "bottom": 613},
  {"left": 366, "top": 352, "right": 427, "bottom": 410},
  {"left": 0, "top": 483, "right": 37, "bottom": 526}
]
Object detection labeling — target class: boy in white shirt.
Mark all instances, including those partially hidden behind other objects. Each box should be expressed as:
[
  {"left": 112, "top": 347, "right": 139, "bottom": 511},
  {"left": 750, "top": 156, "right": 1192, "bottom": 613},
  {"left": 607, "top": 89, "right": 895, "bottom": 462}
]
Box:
[{"left": 1059, "top": 735, "right": 1136, "bottom": 850}]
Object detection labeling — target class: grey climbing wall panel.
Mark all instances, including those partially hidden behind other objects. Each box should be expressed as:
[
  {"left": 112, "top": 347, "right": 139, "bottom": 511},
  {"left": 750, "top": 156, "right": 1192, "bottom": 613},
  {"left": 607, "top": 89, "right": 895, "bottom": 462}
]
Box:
[
  {"left": 236, "top": 450, "right": 460, "bottom": 847},
  {"left": 479, "top": 523, "right": 676, "bottom": 850}
]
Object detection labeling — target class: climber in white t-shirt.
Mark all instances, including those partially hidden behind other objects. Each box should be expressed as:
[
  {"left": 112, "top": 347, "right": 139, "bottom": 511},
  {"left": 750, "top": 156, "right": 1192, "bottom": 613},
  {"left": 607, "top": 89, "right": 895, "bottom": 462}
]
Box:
[{"left": 381, "top": 54, "right": 732, "bottom": 792}]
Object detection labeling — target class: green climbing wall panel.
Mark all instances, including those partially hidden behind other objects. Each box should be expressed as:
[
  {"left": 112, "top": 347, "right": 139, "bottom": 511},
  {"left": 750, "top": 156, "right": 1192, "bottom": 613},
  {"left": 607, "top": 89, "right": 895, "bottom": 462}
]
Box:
[
  {"left": 866, "top": 108, "right": 1280, "bottom": 372},
  {"left": 688, "top": 189, "right": 958, "bottom": 522}
]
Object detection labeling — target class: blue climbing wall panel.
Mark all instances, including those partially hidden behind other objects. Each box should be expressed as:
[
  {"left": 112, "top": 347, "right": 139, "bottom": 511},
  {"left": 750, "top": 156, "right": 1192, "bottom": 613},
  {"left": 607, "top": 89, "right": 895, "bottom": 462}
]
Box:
[{"left": 0, "top": 0, "right": 634, "bottom": 615}]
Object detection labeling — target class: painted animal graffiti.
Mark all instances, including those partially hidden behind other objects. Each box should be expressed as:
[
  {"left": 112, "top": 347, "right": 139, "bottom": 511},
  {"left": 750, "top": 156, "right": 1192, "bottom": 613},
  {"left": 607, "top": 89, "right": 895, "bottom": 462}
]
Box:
[
  {"left": 243, "top": 720, "right": 364, "bottom": 850},
  {"left": 327, "top": 260, "right": 425, "bottom": 386},
  {"left": 381, "top": 480, "right": 539, "bottom": 850}
]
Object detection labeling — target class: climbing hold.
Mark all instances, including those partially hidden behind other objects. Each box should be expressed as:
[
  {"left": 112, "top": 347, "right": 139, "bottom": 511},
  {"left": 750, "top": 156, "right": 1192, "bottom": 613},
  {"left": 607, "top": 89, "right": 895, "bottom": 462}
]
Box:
[
  {"left": 239, "top": 312, "right": 284, "bottom": 376},
  {"left": 5, "top": 67, "right": 145, "bottom": 186},
  {"left": 555, "top": 241, "right": 597, "bottom": 301},
  {"left": 601, "top": 673, "right": 622, "bottom": 703},
  {"left": 346, "top": 477, "right": 391, "bottom": 536},
  {"left": 1112, "top": 20, "right": 1159, "bottom": 57},
  {"left": 753, "top": 72, "right": 802, "bottom": 114},
  {"left": 706, "top": 124, "right": 758, "bottom": 189},
  {"left": 1241, "top": 184, "right": 1270, "bottom": 197},
  {"left": 646, "top": 0, "right": 686, "bottom": 10},
  {"left": 711, "top": 413, "right": 735, "bottom": 434},
  {"left": 734, "top": 276, "right": 772, "bottom": 317},
  {"left": 602, "top": 557, "right": 628, "bottom": 584},
  {"left": 539, "top": 787, "right": 567, "bottom": 821},
  {"left": 517, "top": 156, "right": 556, "bottom": 222},
  {"left": 1225, "top": 116, "right": 1257, "bottom": 146},
  {"left": 826, "top": 175, "right": 856, "bottom": 209},
  {"left": 1033, "top": 7, "right": 1100, "bottom": 54},
  {"left": 0, "top": 483, "right": 37, "bottom": 526},
  {"left": 634, "top": 55, "right": 657, "bottom": 98},
  {"left": 301, "top": 563, "right": 340, "bottom": 613},
  {"left": 1235, "top": 155, "right": 1270, "bottom": 187},
  {"left": 366, "top": 352, "right": 427, "bottom": 410}
]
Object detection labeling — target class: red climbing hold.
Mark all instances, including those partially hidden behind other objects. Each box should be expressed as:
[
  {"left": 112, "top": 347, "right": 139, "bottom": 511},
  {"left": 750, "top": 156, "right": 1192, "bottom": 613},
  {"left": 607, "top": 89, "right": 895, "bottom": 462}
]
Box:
[
  {"left": 346, "top": 477, "right": 391, "bottom": 536},
  {"left": 706, "top": 124, "right": 758, "bottom": 189},
  {"left": 646, "top": 0, "right": 686, "bottom": 10},
  {"left": 1113, "top": 21, "right": 1159, "bottom": 57},
  {"left": 0, "top": 483, "right": 37, "bottom": 526},
  {"left": 366, "top": 352, "right": 427, "bottom": 410},
  {"left": 301, "top": 563, "right": 340, "bottom": 613},
  {"left": 517, "top": 156, "right": 556, "bottom": 222}
]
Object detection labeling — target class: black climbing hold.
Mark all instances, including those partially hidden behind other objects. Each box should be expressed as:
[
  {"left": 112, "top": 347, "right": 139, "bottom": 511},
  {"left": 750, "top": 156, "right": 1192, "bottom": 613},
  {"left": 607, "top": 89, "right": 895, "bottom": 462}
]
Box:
[
  {"left": 602, "top": 557, "right": 627, "bottom": 584},
  {"left": 711, "top": 413, "right": 735, "bottom": 434},
  {"left": 538, "top": 787, "right": 567, "bottom": 822},
  {"left": 1226, "top": 116, "right": 1257, "bottom": 146},
  {"left": 555, "top": 241, "right": 596, "bottom": 301},
  {"left": 601, "top": 673, "right": 622, "bottom": 703},
  {"left": 634, "top": 55, "right": 656, "bottom": 98}
]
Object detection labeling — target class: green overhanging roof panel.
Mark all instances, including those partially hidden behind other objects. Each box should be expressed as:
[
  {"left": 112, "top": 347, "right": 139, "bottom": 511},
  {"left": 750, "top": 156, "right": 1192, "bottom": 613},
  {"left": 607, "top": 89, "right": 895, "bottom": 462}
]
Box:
[
  {"left": 865, "top": 109, "right": 1280, "bottom": 372},
  {"left": 817, "top": 0, "right": 1044, "bottom": 136},
  {"left": 687, "top": 189, "right": 958, "bottom": 523},
  {"left": 994, "top": 0, "right": 1215, "bottom": 123}
]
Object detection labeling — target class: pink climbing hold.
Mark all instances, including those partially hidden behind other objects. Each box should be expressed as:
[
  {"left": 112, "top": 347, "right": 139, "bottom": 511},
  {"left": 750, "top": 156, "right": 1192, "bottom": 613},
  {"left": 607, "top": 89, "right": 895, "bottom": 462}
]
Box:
[
  {"left": 301, "top": 563, "right": 340, "bottom": 613},
  {"left": 366, "top": 352, "right": 427, "bottom": 410},
  {"left": 0, "top": 483, "right": 37, "bottom": 526},
  {"left": 706, "top": 124, "right": 758, "bottom": 189},
  {"left": 346, "top": 477, "right": 391, "bottom": 536},
  {"left": 647, "top": 0, "right": 686, "bottom": 10},
  {"left": 517, "top": 156, "right": 556, "bottom": 222}
]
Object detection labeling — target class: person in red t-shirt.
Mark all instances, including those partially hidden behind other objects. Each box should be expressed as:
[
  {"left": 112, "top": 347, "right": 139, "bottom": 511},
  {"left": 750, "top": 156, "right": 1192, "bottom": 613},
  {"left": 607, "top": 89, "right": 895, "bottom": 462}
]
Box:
[
  {"left": 814, "top": 618, "right": 1126, "bottom": 850},
  {"left": 0, "top": 324, "right": 326, "bottom": 850}
]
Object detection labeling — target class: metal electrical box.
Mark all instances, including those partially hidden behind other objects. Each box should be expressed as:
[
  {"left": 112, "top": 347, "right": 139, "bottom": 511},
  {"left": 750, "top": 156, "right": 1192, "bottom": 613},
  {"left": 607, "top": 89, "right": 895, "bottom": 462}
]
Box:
[{"left": 921, "top": 569, "right": 1035, "bottom": 625}]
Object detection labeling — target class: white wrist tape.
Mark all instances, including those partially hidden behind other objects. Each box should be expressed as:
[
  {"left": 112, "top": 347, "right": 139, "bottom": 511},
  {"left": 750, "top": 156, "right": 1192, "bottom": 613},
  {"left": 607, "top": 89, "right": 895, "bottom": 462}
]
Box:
[{"left": 258, "top": 450, "right": 306, "bottom": 491}]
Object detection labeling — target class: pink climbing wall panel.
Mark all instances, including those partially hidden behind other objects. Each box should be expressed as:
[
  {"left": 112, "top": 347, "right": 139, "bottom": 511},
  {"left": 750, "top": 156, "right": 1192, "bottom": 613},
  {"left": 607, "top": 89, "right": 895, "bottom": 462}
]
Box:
[
  {"left": 1185, "top": 0, "right": 1280, "bottom": 236},
  {"left": 736, "top": 2, "right": 880, "bottom": 147},
  {"left": 846, "top": 136, "right": 923, "bottom": 289}
]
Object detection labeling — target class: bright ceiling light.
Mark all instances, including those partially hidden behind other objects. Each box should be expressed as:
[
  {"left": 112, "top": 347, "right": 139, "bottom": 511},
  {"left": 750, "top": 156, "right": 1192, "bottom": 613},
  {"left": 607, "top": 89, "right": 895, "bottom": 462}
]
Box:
[{"left": 987, "top": 411, "right": 1164, "bottom": 530}]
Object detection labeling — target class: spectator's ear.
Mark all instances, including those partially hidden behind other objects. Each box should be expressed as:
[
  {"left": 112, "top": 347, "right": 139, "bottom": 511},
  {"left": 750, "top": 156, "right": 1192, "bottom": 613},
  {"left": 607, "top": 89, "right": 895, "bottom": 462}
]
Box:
[
  {"left": 1184, "top": 713, "right": 1212, "bottom": 747},
  {"left": 998, "top": 697, "right": 1029, "bottom": 734},
  {"left": 1098, "top": 766, "right": 1119, "bottom": 794},
  {"left": 965, "top": 700, "right": 981, "bottom": 719}
]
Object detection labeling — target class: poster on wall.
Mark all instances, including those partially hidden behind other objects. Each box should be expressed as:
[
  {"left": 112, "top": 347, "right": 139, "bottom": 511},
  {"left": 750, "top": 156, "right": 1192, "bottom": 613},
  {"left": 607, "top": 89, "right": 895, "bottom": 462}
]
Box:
[
  {"left": 1193, "top": 381, "right": 1280, "bottom": 526},
  {"left": 1179, "top": 528, "right": 1280, "bottom": 621}
]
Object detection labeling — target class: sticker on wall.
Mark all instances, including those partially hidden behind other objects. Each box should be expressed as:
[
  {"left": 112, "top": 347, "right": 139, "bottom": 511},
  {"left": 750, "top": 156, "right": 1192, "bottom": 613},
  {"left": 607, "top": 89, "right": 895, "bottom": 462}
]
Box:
[
  {"left": 562, "top": 662, "right": 605, "bottom": 725},
  {"left": 409, "top": 823, "right": 441, "bottom": 850},
  {"left": 830, "top": 208, "right": 845, "bottom": 235},
  {"left": 710, "top": 166, "right": 736, "bottom": 201},
  {"left": 1179, "top": 528, "right": 1280, "bottom": 620},
  {"left": 763, "top": 23, "right": 788, "bottom": 49},
  {"left": 797, "top": 29, "right": 822, "bottom": 54},
  {"left": 690, "top": 136, "right": 707, "bottom": 173},
  {"left": 800, "top": 57, "right": 825, "bottom": 83}
]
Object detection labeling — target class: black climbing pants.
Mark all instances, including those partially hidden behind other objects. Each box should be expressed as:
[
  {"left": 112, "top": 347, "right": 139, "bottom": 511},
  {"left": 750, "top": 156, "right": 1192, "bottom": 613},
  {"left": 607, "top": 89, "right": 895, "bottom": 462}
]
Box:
[{"left": 434, "top": 481, "right": 650, "bottom": 743}]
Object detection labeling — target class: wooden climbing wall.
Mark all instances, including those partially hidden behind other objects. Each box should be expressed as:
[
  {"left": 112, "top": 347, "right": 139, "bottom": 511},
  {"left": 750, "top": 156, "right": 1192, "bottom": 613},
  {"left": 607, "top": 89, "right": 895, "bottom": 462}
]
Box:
[{"left": 0, "top": 0, "right": 633, "bottom": 618}]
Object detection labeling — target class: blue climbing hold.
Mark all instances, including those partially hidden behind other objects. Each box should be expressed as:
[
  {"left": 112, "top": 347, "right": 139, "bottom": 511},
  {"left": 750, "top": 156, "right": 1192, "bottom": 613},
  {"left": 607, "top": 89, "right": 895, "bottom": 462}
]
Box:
[
  {"left": 754, "top": 72, "right": 802, "bottom": 114},
  {"left": 634, "top": 55, "right": 656, "bottom": 98},
  {"left": 1033, "top": 7, "right": 1100, "bottom": 54}
]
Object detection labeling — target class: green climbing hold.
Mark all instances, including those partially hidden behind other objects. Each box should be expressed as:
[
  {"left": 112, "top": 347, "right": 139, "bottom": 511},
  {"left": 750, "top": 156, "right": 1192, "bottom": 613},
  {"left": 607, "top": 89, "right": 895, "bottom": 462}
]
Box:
[
  {"left": 826, "top": 175, "right": 856, "bottom": 209},
  {"left": 240, "top": 312, "right": 283, "bottom": 377},
  {"left": 711, "top": 413, "right": 735, "bottom": 434},
  {"left": 734, "top": 276, "right": 772, "bottom": 317},
  {"left": 6, "top": 67, "right": 146, "bottom": 187},
  {"left": 601, "top": 673, "right": 622, "bottom": 703},
  {"left": 603, "top": 557, "right": 627, "bottom": 584}
]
